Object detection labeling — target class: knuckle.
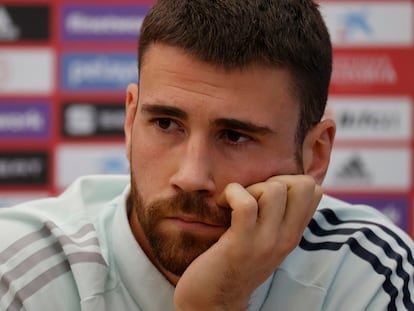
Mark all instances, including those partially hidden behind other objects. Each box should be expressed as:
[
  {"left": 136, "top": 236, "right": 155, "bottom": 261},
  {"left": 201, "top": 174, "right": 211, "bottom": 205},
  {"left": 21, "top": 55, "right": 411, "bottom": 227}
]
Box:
[
  {"left": 225, "top": 182, "right": 241, "bottom": 192},
  {"left": 297, "top": 175, "right": 316, "bottom": 188},
  {"left": 238, "top": 196, "right": 258, "bottom": 212},
  {"left": 268, "top": 181, "right": 288, "bottom": 195},
  {"left": 293, "top": 175, "right": 317, "bottom": 196}
]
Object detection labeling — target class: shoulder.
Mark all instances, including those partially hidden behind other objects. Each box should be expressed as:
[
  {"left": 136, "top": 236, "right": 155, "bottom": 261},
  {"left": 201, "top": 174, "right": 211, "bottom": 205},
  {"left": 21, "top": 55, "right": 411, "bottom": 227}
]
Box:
[
  {"left": 265, "top": 195, "right": 414, "bottom": 310},
  {"left": 304, "top": 195, "right": 413, "bottom": 255},
  {"left": 0, "top": 174, "right": 129, "bottom": 310},
  {"left": 298, "top": 195, "right": 414, "bottom": 310},
  {"left": 0, "top": 174, "right": 130, "bottom": 247},
  {"left": 0, "top": 174, "right": 129, "bottom": 221}
]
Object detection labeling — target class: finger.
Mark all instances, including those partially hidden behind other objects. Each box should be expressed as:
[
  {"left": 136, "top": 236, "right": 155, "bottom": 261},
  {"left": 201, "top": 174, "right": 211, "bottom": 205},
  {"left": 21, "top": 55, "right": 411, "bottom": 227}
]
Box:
[
  {"left": 273, "top": 175, "right": 321, "bottom": 237},
  {"left": 245, "top": 180, "right": 287, "bottom": 229},
  {"left": 217, "top": 183, "right": 258, "bottom": 236},
  {"left": 244, "top": 181, "right": 289, "bottom": 260},
  {"left": 306, "top": 184, "right": 323, "bottom": 222}
]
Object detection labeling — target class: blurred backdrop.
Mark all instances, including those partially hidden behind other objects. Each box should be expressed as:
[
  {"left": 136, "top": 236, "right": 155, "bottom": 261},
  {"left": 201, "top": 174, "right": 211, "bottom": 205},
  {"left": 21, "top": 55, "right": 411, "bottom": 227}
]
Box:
[{"left": 0, "top": 0, "right": 413, "bottom": 236}]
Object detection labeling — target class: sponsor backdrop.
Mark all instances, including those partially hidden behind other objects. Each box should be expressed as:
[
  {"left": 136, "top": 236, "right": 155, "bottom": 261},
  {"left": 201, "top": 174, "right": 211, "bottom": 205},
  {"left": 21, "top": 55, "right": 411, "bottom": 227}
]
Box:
[{"left": 0, "top": 0, "right": 413, "bottom": 235}]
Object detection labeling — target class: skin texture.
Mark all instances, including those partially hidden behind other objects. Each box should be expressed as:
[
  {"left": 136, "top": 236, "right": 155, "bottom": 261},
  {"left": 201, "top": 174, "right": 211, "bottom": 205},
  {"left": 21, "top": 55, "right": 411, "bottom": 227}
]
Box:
[{"left": 124, "top": 43, "right": 336, "bottom": 310}]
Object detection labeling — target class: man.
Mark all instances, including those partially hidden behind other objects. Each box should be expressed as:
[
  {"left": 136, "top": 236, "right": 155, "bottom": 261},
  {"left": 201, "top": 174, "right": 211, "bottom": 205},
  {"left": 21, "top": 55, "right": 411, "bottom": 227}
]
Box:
[{"left": 1, "top": 0, "right": 413, "bottom": 310}]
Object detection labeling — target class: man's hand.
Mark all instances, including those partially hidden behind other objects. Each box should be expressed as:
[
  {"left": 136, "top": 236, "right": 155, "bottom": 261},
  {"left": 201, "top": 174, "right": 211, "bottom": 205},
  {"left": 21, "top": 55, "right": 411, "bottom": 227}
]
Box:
[{"left": 174, "top": 175, "right": 322, "bottom": 311}]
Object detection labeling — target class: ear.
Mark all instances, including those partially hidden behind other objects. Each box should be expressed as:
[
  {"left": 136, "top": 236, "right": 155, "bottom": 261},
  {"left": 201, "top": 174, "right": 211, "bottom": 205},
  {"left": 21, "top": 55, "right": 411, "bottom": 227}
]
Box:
[
  {"left": 302, "top": 118, "right": 336, "bottom": 185},
  {"left": 124, "top": 83, "right": 139, "bottom": 161}
]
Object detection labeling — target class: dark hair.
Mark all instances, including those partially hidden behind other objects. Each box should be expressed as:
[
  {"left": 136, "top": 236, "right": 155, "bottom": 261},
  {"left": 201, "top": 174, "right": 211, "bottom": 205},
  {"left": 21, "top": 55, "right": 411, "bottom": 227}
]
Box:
[{"left": 138, "top": 0, "right": 332, "bottom": 149}]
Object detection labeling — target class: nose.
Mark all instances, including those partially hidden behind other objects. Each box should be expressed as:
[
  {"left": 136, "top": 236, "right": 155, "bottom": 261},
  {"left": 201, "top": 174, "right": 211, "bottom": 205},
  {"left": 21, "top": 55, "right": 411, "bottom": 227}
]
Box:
[{"left": 169, "top": 134, "right": 216, "bottom": 194}]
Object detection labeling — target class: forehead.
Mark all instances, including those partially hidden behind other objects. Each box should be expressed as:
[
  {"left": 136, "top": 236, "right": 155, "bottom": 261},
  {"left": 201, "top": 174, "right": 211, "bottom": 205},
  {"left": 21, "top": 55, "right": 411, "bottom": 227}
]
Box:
[{"left": 139, "top": 44, "right": 299, "bottom": 128}]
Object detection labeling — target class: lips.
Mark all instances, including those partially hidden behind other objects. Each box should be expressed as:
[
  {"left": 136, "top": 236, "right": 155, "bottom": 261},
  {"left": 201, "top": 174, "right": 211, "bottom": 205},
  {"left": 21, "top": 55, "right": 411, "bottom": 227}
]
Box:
[
  {"left": 160, "top": 213, "right": 230, "bottom": 238},
  {"left": 172, "top": 213, "right": 227, "bottom": 227},
  {"left": 141, "top": 190, "right": 232, "bottom": 230}
]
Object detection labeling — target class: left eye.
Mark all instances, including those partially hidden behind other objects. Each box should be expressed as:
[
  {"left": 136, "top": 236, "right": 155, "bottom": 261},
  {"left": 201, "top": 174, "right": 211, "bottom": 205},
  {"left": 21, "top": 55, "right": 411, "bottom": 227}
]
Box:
[{"left": 222, "top": 130, "right": 251, "bottom": 143}]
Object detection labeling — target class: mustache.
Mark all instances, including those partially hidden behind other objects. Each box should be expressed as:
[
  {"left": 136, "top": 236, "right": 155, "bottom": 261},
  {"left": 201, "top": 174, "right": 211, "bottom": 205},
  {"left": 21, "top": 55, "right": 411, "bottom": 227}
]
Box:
[{"left": 148, "top": 191, "right": 232, "bottom": 227}]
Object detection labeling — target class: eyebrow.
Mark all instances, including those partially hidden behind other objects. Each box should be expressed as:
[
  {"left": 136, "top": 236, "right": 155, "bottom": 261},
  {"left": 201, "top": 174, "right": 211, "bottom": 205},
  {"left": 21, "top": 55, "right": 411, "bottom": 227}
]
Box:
[
  {"left": 141, "top": 103, "right": 274, "bottom": 135},
  {"left": 214, "top": 118, "right": 274, "bottom": 135},
  {"left": 141, "top": 104, "right": 188, "bottom": 120}
]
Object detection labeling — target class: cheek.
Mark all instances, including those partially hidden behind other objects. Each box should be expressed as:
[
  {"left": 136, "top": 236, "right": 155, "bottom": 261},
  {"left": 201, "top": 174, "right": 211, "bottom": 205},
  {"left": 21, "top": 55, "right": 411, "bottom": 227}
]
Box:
[
  {"left": 130, "top": 122, "right": 166, "bottom": 166},
  {"left": 129, "top": 135, "right": 170, "bottom": 192},
  {"left": 218, "top": 156, "right": 300, "bottom": 188}
]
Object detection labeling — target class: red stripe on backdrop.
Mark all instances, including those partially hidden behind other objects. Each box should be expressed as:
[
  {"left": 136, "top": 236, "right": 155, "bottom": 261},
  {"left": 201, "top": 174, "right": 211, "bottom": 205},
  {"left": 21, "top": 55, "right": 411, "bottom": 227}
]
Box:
[{"left": 330, "top": 49, "right": 414, "bottom": 95}]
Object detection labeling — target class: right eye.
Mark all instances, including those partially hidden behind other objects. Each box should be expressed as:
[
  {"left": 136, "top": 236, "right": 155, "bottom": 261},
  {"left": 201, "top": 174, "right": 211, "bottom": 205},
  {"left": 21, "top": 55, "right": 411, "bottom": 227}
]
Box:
[
  {"left": 157, "top": 118, "right": 174, "bottom": 130},
  {"left": 152, "top": 118, "right": 181, "bottom": 132}
]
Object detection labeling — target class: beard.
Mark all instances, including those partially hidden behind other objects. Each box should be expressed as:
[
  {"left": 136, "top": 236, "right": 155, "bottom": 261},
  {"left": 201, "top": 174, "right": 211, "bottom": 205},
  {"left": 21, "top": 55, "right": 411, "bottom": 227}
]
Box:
[{"left": 129, "top": 172, "right": 231, "bottom": 276}]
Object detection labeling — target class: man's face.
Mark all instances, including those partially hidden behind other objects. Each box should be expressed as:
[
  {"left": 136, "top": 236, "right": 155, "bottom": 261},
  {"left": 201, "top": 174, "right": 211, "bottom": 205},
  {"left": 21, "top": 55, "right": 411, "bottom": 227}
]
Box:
[{"left": 126, "top": 44, "right": 302, "bottom": 277}]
